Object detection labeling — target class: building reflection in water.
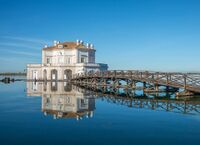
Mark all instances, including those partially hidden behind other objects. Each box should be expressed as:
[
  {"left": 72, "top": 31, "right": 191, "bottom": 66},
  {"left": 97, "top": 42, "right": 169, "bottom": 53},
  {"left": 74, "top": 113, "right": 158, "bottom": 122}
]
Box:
[
  {"left": 27, "top": 81, "right": 95, "bottom": 120},
  {"left": 27, "top": 81, "right": 200, "bottom": 118}
]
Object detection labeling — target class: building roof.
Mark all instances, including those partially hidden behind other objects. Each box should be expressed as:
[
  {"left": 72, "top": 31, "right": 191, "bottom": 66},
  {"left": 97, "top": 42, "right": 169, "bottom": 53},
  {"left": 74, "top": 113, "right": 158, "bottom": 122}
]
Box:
[
  {"left": 43, "top": 109, "right": 88, "bottom": 119},
  {"left": 43, "top": 41, "right": 94, "bottom": 51}
]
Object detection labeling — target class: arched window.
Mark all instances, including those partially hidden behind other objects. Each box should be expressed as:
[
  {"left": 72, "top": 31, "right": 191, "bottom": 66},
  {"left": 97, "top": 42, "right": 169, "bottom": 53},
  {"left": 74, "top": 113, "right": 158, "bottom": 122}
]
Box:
[
  {"left": 51, "top": 69, "right": 58, "bottom": 80},
  {"left": 64, "top": 69, "right": 72, "bottom": 81}
]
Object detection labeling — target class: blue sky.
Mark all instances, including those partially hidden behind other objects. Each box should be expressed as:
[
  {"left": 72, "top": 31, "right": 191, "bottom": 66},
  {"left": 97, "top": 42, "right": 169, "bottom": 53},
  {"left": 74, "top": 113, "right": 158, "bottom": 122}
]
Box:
[{"left": 0, "top": 0, "right": 200, "bottom": 72}]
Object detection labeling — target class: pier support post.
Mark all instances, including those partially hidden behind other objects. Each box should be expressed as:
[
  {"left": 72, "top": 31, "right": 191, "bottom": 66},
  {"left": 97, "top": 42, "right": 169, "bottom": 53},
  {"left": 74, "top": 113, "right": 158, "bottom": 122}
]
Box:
[
  {"left": 155, "top": 84, "right": 159, "bottom": 92},
  {"left": 143, "top": 82, "right": 147, "bottom": 93},
  {"left": 113, "top": 79, "right": 119, "bottom": 88},
  {"left": 129, "top": 80, "right": 136, "bottom": 89}
]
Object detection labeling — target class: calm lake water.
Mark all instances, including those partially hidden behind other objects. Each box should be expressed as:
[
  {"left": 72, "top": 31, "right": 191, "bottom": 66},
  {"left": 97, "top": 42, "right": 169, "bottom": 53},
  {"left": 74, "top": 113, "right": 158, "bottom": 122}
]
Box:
[{"left": 0, "top": 81, "right": 200, "bottom": 145}]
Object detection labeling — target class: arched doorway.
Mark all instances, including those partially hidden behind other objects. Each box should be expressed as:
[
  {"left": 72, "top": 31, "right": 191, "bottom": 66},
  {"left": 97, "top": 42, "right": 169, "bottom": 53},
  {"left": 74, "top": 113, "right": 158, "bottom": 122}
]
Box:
[
  {"left": 43, "top": 69, "right": 47, "bottom": 81},
  {"left": 51, "top": 82, "right": 57, "bottom": 91},
  {"left": 43, "top": 81, "right": 47, "bottom": 91},
  {"left": 64, "top": 82, "right": 72, "bottom": 92},
  {"left": 64, "top": 69, "right": 72, "bottom": 81},
  {"left": 51, "top": 69, "right": 58, "bottom": 81},
  {"left": 32, "top": 71, "right": 38, "bottom": 80}
]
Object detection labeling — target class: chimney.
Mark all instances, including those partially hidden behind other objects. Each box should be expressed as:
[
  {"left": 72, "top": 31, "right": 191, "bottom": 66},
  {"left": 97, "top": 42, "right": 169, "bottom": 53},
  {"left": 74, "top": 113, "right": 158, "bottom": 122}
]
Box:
[
  {"left": 44, "top": 45, "right": 48, "bottom": 48},
  {"left": 76, "top": 39, "right": 80, "bottom": 45},
  {"left": 53, "top": 40, "right": 57, "bottom": 46},
  {"left": 86, "top": 43, "right": 89, "bottom": 48},
  {"left": 90, "top": 44, "right": 94, "bottom": 49}
]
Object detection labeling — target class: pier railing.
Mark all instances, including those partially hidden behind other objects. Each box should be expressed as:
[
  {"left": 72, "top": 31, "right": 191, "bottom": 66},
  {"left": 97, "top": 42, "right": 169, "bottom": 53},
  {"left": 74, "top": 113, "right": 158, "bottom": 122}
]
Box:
[{"left": 72, "top": 70, "right": 200, "bottom": 94}]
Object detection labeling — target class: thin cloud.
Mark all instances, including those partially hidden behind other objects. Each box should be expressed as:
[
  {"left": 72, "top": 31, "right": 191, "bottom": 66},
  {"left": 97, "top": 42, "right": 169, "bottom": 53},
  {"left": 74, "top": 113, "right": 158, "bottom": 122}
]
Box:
[
  {"left": 1, "top": 49, "right": 40, "bottom": 57},
  {"left": 1, "top": 36, "right": 51, "bottom": 45},
  {"left": 0, "top": 35, "right": 52, "bottom": 51},
  {"left": 0, "top": 36, "right": 44, "bottom": 65},
  {"left": 0, "top": 42, "right": 39, "bottom": 50},
  {"left": 0, "top": 56, "right": 39, "bottom": 63}
]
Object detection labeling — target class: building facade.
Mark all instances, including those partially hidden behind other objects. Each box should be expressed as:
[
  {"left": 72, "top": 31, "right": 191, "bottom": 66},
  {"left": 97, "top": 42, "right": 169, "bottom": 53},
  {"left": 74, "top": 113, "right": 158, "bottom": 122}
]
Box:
[{"left": 27, "top": 40, "right": 108, "bottom": 81}]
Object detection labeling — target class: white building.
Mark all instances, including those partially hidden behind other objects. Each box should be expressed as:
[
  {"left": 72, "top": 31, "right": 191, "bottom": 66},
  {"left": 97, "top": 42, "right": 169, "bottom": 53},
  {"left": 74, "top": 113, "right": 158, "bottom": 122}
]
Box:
[{"left": 27, "top": 40, "right": 108, "bottom": 81}]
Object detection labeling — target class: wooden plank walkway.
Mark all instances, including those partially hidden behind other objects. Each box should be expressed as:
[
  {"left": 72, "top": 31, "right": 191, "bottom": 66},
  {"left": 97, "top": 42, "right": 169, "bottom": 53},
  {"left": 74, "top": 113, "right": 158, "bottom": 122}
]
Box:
[{"left": 72, "top": 70, "right": 200, "bottom": 94}]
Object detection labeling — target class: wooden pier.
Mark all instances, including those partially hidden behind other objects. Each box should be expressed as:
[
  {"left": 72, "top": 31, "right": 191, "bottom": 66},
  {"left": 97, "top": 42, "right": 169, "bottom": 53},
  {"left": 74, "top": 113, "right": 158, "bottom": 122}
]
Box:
[{"left": 72, "top": 70, "right": 200, "bottom": 96}]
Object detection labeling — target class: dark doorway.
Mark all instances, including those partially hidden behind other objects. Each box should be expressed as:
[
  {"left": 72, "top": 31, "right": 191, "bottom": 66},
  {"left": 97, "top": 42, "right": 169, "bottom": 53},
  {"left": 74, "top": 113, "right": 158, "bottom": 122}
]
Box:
[
  {"left": 64, "top": 69, "right": 72, "bottom": 81},
  {"left": 51, "top": 69, "right": 58, "bottom": 80}
]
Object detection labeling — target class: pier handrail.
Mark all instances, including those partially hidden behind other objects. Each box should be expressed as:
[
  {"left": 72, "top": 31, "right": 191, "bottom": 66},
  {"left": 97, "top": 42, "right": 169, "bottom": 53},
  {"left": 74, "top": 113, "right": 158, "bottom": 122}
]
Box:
[{"left": 72, "top": 70, "right": 200, "bottom": 93}]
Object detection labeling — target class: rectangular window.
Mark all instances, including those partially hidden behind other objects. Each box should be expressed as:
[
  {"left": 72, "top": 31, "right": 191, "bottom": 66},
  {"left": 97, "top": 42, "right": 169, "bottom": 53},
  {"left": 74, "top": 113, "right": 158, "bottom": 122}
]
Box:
[
  {"left": 80, "top": 55, "right": 87, "bottom": 63},
  {"left": 81, "top": 57, "right": 85, "bottom": 63},
  {"left": 80, "top": 99, "right": 88, "bottom": 108},
  {"left": 58, "top": 57, "right": 63, "bottom": 63},
  {"left": 66, "top": 97, "right": 71, "bottom": 104},
  {"left": 47, "top": 58, "right": 50, "bottom": 64},
  {"left": 67, "top": 57, "right": 71, "bottom": 64},
  {"left": 58, "top": 45, "right": 63, "bottom": 48}
]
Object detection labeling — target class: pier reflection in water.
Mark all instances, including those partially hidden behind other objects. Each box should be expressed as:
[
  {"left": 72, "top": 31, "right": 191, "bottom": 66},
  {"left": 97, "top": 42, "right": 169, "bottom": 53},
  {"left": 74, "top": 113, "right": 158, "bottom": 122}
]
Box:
[{"left": 27, "top": 81, "right": 200, "bottom": 117}]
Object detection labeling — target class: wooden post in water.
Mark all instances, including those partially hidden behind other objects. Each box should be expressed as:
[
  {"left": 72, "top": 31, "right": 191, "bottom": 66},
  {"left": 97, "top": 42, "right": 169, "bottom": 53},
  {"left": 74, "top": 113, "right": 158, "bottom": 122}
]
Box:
[{"left": 143, "top": 82, "right": 146, "bottom": 94}]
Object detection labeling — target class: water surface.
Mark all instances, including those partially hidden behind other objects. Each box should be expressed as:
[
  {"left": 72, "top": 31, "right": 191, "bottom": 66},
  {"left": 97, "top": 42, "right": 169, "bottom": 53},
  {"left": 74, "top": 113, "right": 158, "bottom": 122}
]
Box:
[{"left": 0, "top": 81, "right": 200, "bottom": 145}]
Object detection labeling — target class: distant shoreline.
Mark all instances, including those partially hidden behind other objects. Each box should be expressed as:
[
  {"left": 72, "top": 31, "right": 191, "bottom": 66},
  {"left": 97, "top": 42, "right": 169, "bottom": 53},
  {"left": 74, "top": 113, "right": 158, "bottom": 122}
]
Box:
[{"left": 0, "top": 72, "right": 26, "bottom": 76}]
